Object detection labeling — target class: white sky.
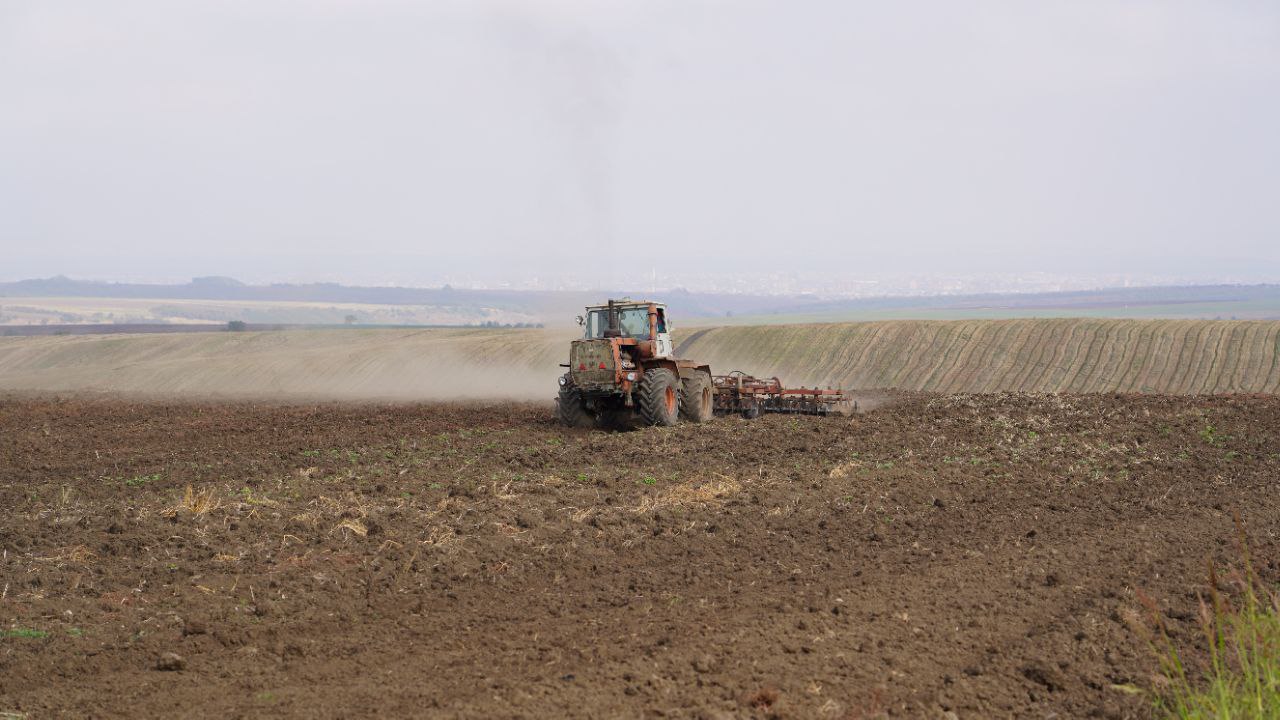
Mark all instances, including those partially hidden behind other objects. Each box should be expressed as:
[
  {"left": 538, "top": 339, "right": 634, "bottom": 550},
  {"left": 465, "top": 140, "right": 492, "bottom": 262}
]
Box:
[{"left": 2, "top": 0, "right": 1278, "bottom": 287}]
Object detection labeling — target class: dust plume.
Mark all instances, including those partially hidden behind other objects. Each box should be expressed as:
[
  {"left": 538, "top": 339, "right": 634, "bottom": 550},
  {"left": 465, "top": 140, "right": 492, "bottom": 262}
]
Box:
[{"left": 0, "top": 328, "right": 572, "bottom": 402}]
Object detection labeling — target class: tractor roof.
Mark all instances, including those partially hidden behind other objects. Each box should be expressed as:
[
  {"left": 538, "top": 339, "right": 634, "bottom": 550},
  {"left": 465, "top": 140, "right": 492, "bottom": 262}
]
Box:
[{"left": 584, "top": 299, "right": 663, "bottom": 311}]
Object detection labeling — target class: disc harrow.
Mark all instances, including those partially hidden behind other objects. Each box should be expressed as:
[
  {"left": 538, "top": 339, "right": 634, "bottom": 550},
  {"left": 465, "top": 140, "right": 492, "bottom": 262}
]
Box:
[{"left": 711, "top": 371, "right": 855, "bottom": 418}]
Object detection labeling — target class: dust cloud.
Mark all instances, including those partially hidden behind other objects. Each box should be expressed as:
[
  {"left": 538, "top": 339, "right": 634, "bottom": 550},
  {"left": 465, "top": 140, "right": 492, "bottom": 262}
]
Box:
[
  {"left": 0, "top": 329, "right": 570, "bottom": 403},
  {"left": 289, "top": 347, "right": 562, "bottom": 403}
]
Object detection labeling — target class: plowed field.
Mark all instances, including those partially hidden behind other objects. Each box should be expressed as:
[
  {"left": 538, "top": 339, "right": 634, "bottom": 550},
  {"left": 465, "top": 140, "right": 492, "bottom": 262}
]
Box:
[{"left": 2, "top": 394, "right": 1278, "bottom": 718}]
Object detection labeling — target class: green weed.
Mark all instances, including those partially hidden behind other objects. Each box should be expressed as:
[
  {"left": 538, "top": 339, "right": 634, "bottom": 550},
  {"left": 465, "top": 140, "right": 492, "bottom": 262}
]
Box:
[
  {"left": 2, "top": 628, "right": 48, "bottom": 639},
  {"left": 1137, "top": 523, "right": 1279, "bottom": 718},
  {"left": 124, "top": 473, "right": 160, "bottom": 488},
  {"left": 1200, "top": 424, "right": 1230, "bottom": 447},
  {"left": 238, "top": 487, "right": 276, "bottom": 506}
]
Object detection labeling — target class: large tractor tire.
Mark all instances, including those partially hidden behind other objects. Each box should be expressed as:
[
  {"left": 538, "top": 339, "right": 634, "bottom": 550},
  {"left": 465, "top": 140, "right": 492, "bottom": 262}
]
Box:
[
  {"left": 680, "top": 371, "right": 715, "bottom": 423},
  {"left": 636, "top": 368, "right": 680, "bottom": 427},
  {"left": 556, "top": 379, "right": 596, "bottom": 428}
]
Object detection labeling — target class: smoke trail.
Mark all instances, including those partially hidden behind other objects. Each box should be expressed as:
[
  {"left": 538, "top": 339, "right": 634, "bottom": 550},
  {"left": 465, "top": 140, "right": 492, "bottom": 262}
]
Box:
[{"left": 489, "top": 10, "right": 630, "bottom": 287}]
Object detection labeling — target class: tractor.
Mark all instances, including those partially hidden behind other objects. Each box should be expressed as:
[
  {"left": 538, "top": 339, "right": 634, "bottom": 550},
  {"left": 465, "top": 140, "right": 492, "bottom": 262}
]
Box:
[{"left": 556, "top": 299, "right": 714, "bottom": 428}]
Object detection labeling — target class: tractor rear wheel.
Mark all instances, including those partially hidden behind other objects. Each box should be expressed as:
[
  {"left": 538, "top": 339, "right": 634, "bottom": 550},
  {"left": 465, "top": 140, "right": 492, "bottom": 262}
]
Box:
[
  {"left": 636, "top": 368, "right": 680, "bottom": 427},
  {"left": 556, "top": 378, "right": 596, "bottom": 428},
  {"left": 680, "top": 372, "right": 714, "bottom": 423}
]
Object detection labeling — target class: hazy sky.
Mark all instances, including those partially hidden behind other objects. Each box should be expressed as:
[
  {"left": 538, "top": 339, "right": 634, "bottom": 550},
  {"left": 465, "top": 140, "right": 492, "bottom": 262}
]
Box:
[{"left": 2, "top": 0, "right": 1278, "bottom": 287}]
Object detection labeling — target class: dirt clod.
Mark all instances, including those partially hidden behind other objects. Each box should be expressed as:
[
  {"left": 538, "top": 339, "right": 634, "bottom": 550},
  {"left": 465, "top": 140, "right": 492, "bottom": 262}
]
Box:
[
  {"left": 155, "top": 653, "right": 186, "bottom": 672},
  {"left": 745, "top": 687, "right": 780, "bottom": 709},
  {"left": 1022, "top": 661, "right": 1064, "bottom": 692}
]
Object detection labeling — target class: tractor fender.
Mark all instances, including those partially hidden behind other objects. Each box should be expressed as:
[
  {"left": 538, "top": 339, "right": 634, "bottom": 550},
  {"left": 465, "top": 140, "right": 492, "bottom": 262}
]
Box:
[
  {"left": 640, "top": 358, "right": 680, "bottom": 378},
  {"left": 643, "top": 358, "right": 711, "bottom": 381},
  {"left": 671, "top": 360, "right": 712, "bottom": 381}
]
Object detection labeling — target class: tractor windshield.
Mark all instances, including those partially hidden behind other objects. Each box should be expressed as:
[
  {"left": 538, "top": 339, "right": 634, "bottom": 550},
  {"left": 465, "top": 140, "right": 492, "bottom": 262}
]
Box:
[{"left": 586, "top": 307, "right": 650, "bottom": 339}]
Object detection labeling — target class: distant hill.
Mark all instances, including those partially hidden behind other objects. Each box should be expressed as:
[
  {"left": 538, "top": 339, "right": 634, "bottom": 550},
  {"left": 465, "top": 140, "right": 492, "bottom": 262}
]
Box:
[{"left": 3, "top": 276, "right": 1279, "bottom": 324}]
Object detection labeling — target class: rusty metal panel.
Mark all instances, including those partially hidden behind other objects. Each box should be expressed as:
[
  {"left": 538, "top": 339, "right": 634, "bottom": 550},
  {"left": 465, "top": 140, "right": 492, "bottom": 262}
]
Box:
[{"left": 570, "top": 339, "right": 618, "bottom": 388}]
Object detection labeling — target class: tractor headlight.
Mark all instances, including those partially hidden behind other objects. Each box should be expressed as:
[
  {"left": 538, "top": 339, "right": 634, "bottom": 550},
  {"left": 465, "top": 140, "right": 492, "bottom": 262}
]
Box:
[
  {"left": 558, "top": 376, "right": 567, "bottom": 386},
  {"left": 626, "top": 372, "right": 636, "bottom": 381}
]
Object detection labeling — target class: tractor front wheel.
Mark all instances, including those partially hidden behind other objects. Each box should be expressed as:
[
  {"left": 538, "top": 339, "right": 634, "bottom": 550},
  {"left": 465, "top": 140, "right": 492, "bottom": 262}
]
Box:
[
  {"left": 556, "top": 378, "right": 596, "bottom": 428},
  {"left": 636, "top": 368, "right": 680, "bottom": 427}
]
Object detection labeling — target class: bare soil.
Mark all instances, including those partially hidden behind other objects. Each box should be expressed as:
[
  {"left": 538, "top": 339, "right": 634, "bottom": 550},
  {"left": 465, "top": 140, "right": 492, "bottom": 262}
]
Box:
[{"left": 1, "top": 393, "right": 1278, "bottom": 719}]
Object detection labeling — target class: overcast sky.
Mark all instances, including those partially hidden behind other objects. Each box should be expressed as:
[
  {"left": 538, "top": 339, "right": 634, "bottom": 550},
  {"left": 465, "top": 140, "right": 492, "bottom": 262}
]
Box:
[{"left": 2, "top": 0, "right": 1278, "bottom": 287}]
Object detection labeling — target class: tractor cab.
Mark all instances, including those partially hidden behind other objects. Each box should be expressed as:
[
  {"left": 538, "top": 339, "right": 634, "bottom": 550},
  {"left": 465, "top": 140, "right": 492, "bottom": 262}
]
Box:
[{"left": 580, "top": 300, "right": 674, "bottom": 359}]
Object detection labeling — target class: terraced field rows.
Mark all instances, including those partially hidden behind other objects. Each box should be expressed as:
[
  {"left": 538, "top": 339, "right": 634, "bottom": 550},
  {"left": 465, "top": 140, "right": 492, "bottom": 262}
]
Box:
[
  {"left": 678, "top": 318, "right": 1280, "bottom": 394},
  {"left": 1, "top": 319, "right": 1277, "bottom": 398}
]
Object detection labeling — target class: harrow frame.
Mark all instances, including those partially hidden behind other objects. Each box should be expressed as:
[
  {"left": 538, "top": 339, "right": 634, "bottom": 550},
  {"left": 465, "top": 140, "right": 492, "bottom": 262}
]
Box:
[{"left": 711, "top": 371, "right": 855, "bottom": 418}]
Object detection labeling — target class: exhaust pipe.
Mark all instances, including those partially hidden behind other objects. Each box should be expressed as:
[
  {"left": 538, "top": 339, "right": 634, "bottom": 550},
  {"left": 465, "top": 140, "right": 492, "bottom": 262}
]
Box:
[{"left": 605, "top": 298, "right": 621, "bottom": 338}]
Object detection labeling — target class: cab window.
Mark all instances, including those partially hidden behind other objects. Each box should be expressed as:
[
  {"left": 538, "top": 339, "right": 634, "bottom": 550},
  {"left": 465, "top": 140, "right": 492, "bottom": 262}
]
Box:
[{"left": 586, "top": 308, "right": 651, "bottom": 340}]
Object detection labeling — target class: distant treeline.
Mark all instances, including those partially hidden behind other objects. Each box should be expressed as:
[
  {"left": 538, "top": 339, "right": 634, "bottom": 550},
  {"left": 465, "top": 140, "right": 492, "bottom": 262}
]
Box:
[{"left": 4, "top": 275, "right": 1280, "bottom": 321}]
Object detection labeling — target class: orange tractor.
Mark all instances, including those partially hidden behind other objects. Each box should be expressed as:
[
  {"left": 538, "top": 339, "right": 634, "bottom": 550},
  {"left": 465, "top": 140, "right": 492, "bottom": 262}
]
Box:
[
  {"left": 557, "top": 299, "right": 713, "bottom": 428},
  {"left": 556, "top": 299, "right": 852, "bottom": 428}
]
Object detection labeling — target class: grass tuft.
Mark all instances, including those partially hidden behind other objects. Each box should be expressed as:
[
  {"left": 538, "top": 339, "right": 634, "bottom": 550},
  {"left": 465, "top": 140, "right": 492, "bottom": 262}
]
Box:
[
  {"left": 169, "top": 484, "right": 221, "bottom": 517},
  {"left": 335, "top": 518, "right": 368, "bottom": 537},
  {"left": 633, "top": 474, "right": 741, "bottom": 513},
  {"left": 1138, "top": 517, "right": 1280, "bottom": 719}
]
